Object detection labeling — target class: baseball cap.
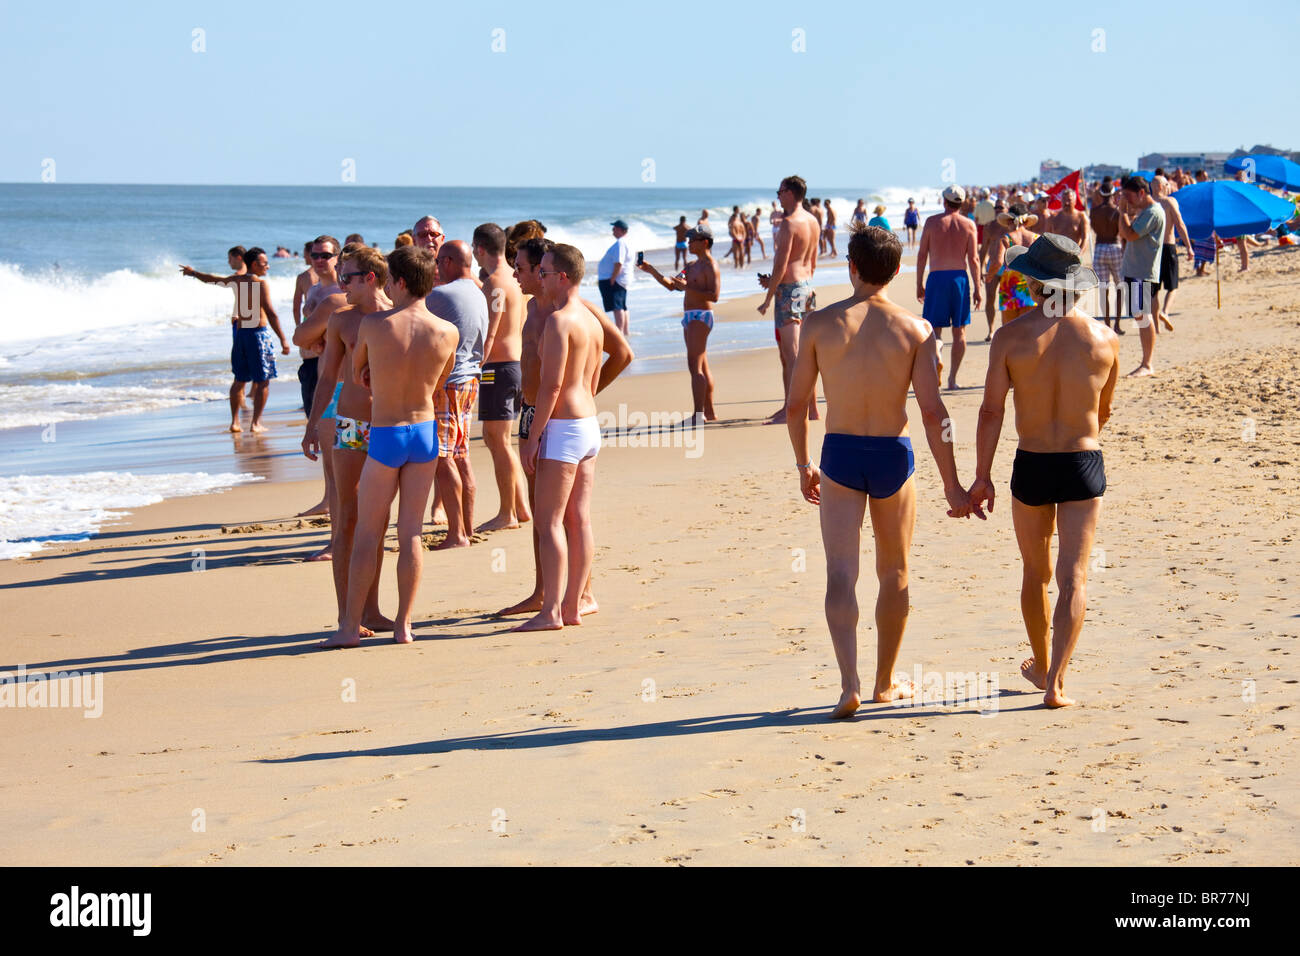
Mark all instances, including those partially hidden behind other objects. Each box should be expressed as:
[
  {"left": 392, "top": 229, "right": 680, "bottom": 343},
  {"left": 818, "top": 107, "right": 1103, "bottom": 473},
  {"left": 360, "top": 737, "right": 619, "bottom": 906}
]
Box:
[
  {"left": 611, "top": 219, "right": 629, "bottom": 230},
  {"left": 943, "top": 185, "right": 966, "bottom": 203},
  {"left": 686, "top": 224, "right": 713, "bottom": 240}
]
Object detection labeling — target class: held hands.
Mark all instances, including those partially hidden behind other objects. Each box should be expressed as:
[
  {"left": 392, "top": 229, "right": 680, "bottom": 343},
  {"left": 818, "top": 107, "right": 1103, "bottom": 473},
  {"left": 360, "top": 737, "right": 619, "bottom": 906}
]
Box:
[
  {"left": 944, "top": 483, "right": 985, "bottom": 519},
  {"left": 798, "top": 464, "right": 821, "bottom": 504},
  {"left": 966, "top": 477, "right": 995, "bottom": 516}
]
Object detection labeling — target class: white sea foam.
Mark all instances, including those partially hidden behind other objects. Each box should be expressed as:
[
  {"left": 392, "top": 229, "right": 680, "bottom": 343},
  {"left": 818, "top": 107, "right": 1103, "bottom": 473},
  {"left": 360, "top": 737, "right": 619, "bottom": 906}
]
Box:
[
  {"left": 0, "top": 470, "right": 262, "bottom": 560},
  {"left": 0, "top": 382, "right": 227, "bottom": 431}
]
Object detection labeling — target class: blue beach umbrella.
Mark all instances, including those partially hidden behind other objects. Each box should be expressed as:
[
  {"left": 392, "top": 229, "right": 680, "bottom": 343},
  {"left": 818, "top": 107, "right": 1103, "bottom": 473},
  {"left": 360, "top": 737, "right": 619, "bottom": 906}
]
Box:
[
  {"left": 1171, "top": 179, "right": 1297, "bottom": 307},
  {"left": 1128, "top": 169, "right": 1155, "bottom": 182},
  {"left": 1224, "top": 154, "right": 1300, "bottom": 191}
]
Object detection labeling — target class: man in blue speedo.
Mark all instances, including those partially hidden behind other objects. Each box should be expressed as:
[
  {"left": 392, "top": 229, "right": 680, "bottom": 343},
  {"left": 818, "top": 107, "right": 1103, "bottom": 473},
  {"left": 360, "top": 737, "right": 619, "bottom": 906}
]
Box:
[
  {"left": 321, "top": 246, "right": 459, "bottom": 649},
  {"left": 916, "top": 184, "right": 982, "bottom": 390},
  {"left": 786, "top": 224, "right": 982, "bottom": 719}
]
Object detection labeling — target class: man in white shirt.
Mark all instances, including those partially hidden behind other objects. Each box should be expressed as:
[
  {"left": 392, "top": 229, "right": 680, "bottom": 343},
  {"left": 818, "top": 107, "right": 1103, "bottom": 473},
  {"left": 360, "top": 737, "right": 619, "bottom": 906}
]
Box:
[{"left": 597, "top": 219, "right": 633, "bottom": 336}]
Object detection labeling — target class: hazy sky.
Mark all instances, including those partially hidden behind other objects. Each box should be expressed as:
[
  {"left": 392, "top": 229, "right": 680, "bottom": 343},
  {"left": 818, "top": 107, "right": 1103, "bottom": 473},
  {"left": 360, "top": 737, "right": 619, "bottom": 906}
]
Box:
[{"left": 2, "top": 0, "right": 1294, "bottom": 188}]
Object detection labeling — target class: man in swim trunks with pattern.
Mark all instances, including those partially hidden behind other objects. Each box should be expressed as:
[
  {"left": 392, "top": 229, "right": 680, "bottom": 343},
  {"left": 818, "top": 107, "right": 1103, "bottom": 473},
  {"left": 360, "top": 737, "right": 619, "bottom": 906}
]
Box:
[
  {"left": 474, "top": 223, "right": 531, "bottom": 532},
  {"left": 759, "top": 174, "right": 820, "bottom": 425},
  {"left": 321, "top": 246, "right": 458, "bottom": 648},
  {"left": 969, "top": 234, "right": 1120, "bottom": 707},
  {"left": 515, "top": 244, "right": 605, "bottom": 632},
  {"left": 303, "top": 245, "right": 394, "bottom": 637},
  {"left": 638, "top": 223, "right": 721, "bottom": 422},
  {"left": 498, "top": 237, "right": 633, "bottom": 619},
  {"left": 786, "top": 224, "right": 977, "bottom": 720},
  {"left": 916, "top": 185, "right": 982, "bottom": 390}
]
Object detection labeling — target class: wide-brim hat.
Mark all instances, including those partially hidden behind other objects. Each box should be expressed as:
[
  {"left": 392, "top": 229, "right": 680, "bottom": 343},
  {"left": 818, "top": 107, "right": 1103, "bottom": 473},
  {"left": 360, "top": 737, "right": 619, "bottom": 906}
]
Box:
[
  {"left": 873, "top": 205, "right": 887, "bottom": 215},
  {"left": 1097, "top": 181, "right": 1114, "bottom": 196},
  {"left": 997, "top": 211, "right": 1039, "bottom": 229},
  {"left": 1005, "top": 233, "right": 1098, "bottom": 291}
]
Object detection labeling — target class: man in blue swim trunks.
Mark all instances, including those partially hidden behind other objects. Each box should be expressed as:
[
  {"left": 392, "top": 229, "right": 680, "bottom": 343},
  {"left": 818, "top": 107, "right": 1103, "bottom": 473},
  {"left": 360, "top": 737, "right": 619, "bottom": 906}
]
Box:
[
  {"left": 321, "top": 246, "right": 459, "bottom": 649},
  {"left": 786, "top": 224, "right": 979, "bottom": 720},
  {"left": 916, "top": 185, "right": 981, "bottom": 390}
]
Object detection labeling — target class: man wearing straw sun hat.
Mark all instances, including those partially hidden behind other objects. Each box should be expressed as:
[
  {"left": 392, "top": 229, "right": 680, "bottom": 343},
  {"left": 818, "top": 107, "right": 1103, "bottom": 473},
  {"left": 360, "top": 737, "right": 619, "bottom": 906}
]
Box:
[{"left": 969, "top": 233, "right": 1120, "bottom": 709}]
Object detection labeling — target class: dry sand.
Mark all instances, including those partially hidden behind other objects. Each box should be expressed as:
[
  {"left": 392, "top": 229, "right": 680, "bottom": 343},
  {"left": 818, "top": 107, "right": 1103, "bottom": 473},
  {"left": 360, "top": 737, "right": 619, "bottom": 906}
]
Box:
[{"left": 1, "top": 247, "right": 1296, "bottom": 865}]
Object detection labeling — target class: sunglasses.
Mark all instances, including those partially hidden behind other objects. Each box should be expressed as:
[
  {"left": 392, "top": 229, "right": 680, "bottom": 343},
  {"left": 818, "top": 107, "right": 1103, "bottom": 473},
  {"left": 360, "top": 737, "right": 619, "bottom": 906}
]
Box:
[
  {"left": 310, "top": 251, "right": 337, "bottom": 260},
  {"left": 537, "top": 269, "right": 565, "bottom": 277},
  {"left": 338, "top": 271, "right": 371, "bottom": 285}
]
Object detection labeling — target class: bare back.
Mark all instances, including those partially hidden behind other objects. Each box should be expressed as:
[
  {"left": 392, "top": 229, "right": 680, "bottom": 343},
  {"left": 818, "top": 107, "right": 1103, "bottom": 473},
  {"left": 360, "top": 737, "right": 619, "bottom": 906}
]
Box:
[
  {"left": 483, "top": 266, "right": 525, "bottom": 364},
  {"left": 520, "top": 295, "right": 550, "bottom": 406},
  {"left": 998, "top": 309, "right": 1119, "bottom": 452},
  {"left": 807, "top": 293, "right": 933, "bottom": 436},
  {"left": 355, "top": 302, "right": 458, "bottom": 427},
  {"left": 334, "top": 304, "right": 383, "bottom": 422},
  {"left": 920, "top": 210, "right": 977, "bottom": 272},
  {"left": 541, "top": 298, "right": 604, "bottom": 420},
  {"left": 776, "top": 207, "right": 819, "bottom": 283}
]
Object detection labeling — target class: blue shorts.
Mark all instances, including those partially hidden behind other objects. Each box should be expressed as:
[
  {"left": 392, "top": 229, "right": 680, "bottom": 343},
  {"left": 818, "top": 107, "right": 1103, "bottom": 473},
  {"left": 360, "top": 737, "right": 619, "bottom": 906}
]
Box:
[
  {"left": 681, "top": 309, "right": 714, "bottom": 331},
  {"left": 231, "top": 326, "right": 277, "bottom": 382},
  {"left": 922, "top": 270, "right": 971, "bottom": 328},
  {"left": 819, "top": 434, "right": 915, "bottom": 499},
  {"left": 367, "top": 420, "right": 439, "bottom": 469},
  {"left": 675, "top": 241, "right": 687, "bottom": 250},
  {"left": 597, "top": 278, "right": 627, "bottom": 312}
]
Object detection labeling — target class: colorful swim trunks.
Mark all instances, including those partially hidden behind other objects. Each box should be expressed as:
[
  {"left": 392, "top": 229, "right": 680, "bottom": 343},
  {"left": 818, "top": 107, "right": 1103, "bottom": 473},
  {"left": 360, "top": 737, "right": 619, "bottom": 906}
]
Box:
[
  {"left": 681, "top": 309, "right": 715, "bottom": 331},
  {"left": 333, "top": 416, "right": 371, "bottom": 451},
  {"left": 997, "top": 269, "right": 1035, "bottom": 321},
  {"left": 438, "top": 378, "right": 479, "bottom": 459},
  {"left": 775, "top": 279, "right": 816, "bottom": 332}
]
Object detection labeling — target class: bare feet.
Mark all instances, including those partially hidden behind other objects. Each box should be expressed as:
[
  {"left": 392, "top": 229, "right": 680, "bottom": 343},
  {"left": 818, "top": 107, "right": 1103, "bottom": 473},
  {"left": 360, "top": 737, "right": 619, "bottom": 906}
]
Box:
[
  {"left": 1044, "top": 681, "right": 1075, "bottom": 708},
  {"left": 513, "top": 610, "right": 564, "bottom": 632},
  {"left": 496, "top": 593, "right": 543, "bottom": 616},
  {"left": 433, "top": 535, "right": 470, "bottom": 550},
  {"left": 1127, "top": 364, "right": 1154, "bottom": 378},
  {"left": 429, "top": 509, "right": 448, "bottom": 526},
  {"left": 765, "top": 408, "right": 788, "bottom": 425},
  {"left": 305, "top": 546, "right": 332, "bottom": 562},
  {"left": 578, "top": 595, "right": 599, "bottom": 616},
  {"left": 829, "top": 689, "right": 861, "bottom": 720},
  {"left": 229, "top": 422, "right": 242, "bottom": 433},
  {"left": 297, "top": 500, "right": 330, "bottom": 517},
  {"left": 476, "top": 514, "right": 520, "bottom": 533},
  {"left": 561, "top": 609, "right": 583, "bottom": 626},
  {"left": 1020, "top": 657, "right": 1047, "bottom": 690},
  {"left": 393, "top": 625, "right": 414, "bottom": 644},
  {"left": 873, "top": 677, "right": 915, "bottom": 703},
  {"left": 250, "top": 422, "right": 269, "bottom": 434},
  {"left": 362, "top": 613, "right": 395, "bottom": 633},
  {"left": 318, "top": 631, "right": 361, "bottom": 649},
  {"left": 1159, "top": 315, "right": 1174, "bottom": 331}
]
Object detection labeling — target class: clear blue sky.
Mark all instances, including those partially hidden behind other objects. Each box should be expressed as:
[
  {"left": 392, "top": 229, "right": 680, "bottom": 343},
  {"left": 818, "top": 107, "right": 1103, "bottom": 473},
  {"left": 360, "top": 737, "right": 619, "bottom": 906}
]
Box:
[{"left": 2, "top": 0, "right": 1294, "bottom": 187}]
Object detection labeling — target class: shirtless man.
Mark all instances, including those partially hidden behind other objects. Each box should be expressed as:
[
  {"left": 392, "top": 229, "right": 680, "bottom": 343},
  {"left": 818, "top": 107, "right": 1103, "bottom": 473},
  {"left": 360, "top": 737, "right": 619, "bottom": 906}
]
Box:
[
  {"left": 413, "top": 215, "right": 446, "bottom": 285},
  {"left": 758, "top": 175, "right": 821, "bottom": 425},
  {"left": 810, "top": 198, "right": 826, "bottom": 256},
  {"left": 750, "top": 209, "right": 766, "bottom": 259},
  {"left": 769, "top": 201, "right": 783, "bottom": 251},
  {"left": 743, "top": 212, "right": 756, "bottom": 266},
  {"left": 473, "top": 223, "right": 531, "bottom": 532},
  {"left": 969, "top": 234, "right": 1119, "bottom": 708},
  {"left": 916, "top": 185, "right": 981, "bottom": 390},
  {"left": 1151, "top": 175, "right": 1194, "bottom": 329},
  {"left": 977, "top": 200, "right": 1008, "bottom": 340},
  {"left": 823, "top": 199, "right": 838, "bottom": 258},
  {"left": 673, "top": 216, "right": 690, "bottom": 271},
  {"left": 728, "top": 207, "right": 746, "bottom": 269},
  {"left": 516, "top": 244, "right": 605, "bottom": 633},
  {"left": 1089, "top": 183, "right": 1124, "bottom": 332},
  {"left": 1042, "top": 188, "right": 1088, "bottom": 257},
  {"left": 639, "top": 224, "right": 721, "bottom": 422},
  {"left": 321, "top": 246, "right": 458, "bottom": 649},
  {"left": 497, "top": 237, "right": 633, "bottom": 618},
  {"left": 786, "top": 225, "right": 976, "bottom": 719},
  {"left": 302, "top": 246, "right": 394, "bottom": 637},
  {"left": 180, "top": 247, "right": 290, "bottom": 433},
  {"left": 293, "top": 240, "right": 321, "bottom": 406}
]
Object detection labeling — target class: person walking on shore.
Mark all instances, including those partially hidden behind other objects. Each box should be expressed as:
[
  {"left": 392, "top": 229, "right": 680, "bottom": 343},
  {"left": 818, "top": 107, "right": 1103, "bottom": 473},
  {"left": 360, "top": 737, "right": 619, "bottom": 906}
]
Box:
[
  {"left": 639, "top": 224, "right": 721, "bottom": 423},
  {"left": 1089, "top": 183, "right": 1124, "bottom": 333},
  {"left": 786, "top": 224, "right": 976, "bottom": 719},
  {"left": 969, "top": 234, "right": 1119, "bottom": 707},
  {"left": 916, "top": 185, "right": 981, "bottom": 389},
  {"left": 903, "top": 198, "right": 920, "bottom": 249},
  {"left": 758, "top": 174, "right": 821, "bottom": 425},
  {"left": 1117, "top": 175, "right": 1165, "bottom": 377},
  {"left": 597, "top": 219, "right": 633, "bottom": 335},
  {"left": 1151, "top": 175, "right": 1194, "bottom": 329}
]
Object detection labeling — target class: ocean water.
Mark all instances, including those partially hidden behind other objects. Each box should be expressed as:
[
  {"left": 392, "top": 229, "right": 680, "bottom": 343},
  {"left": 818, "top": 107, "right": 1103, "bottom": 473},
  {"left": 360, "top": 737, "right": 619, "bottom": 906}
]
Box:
[{"left": 0, "top": 183, "right": 938, "bottom": 557}]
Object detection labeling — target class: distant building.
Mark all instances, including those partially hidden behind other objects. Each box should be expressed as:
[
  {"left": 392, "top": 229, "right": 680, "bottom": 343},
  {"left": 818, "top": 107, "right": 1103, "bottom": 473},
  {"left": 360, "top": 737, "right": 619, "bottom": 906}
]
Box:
[
  {"left": 1138, "top": 151, "right": 1232, "bottom": 175},
  {"left": 1039, "top": 158, "right": 1072, "bottom": 183},
  {"left": 1084, "top": 163, "right": 1125, "bottom": 183},
  {"left": 1227, "top": 143, "right": 1300, "bottom": 164}
]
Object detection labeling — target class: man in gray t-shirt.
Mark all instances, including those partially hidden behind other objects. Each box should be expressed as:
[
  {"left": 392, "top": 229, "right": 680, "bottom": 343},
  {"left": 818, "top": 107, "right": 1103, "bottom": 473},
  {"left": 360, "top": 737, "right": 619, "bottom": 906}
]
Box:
[
  {"left": 424, "top": 241, "right": 489, "bottom": 547},
  {"left": 1118, "top": 175, "right": 1166, "bottom": 377}
]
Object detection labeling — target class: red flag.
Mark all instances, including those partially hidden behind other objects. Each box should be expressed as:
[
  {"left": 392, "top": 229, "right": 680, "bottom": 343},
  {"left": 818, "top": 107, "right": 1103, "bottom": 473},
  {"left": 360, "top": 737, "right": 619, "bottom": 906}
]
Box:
[{"left": 1046, "top": 169, "right": 1085, "bottom": 211}]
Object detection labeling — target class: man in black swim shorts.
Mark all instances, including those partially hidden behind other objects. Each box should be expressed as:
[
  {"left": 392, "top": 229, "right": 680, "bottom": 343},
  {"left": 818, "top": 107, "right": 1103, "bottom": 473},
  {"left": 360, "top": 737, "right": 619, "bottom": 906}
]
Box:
[{"left": 969, "top": 234, "right": 1121, "bottom": 709}]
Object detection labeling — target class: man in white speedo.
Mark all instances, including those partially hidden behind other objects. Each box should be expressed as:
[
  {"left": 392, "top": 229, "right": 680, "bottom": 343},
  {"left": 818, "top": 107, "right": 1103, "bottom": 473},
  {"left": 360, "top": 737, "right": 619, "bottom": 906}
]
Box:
[{"left": 516, "top": 243, "right": 605, "bottom": 632}]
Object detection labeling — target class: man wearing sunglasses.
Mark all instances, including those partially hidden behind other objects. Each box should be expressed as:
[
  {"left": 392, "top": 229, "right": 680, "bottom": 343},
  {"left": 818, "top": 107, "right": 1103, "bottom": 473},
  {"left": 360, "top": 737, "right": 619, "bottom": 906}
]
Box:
[{"left": 303, "top": 246, "right": 395, "bottom": 638}]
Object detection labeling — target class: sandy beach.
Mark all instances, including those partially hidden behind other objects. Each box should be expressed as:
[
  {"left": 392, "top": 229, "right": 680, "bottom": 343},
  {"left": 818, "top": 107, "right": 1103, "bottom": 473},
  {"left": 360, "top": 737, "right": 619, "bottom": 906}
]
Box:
[{"left": 1, "top": 247, "right": 1296, "bottom": 866}]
